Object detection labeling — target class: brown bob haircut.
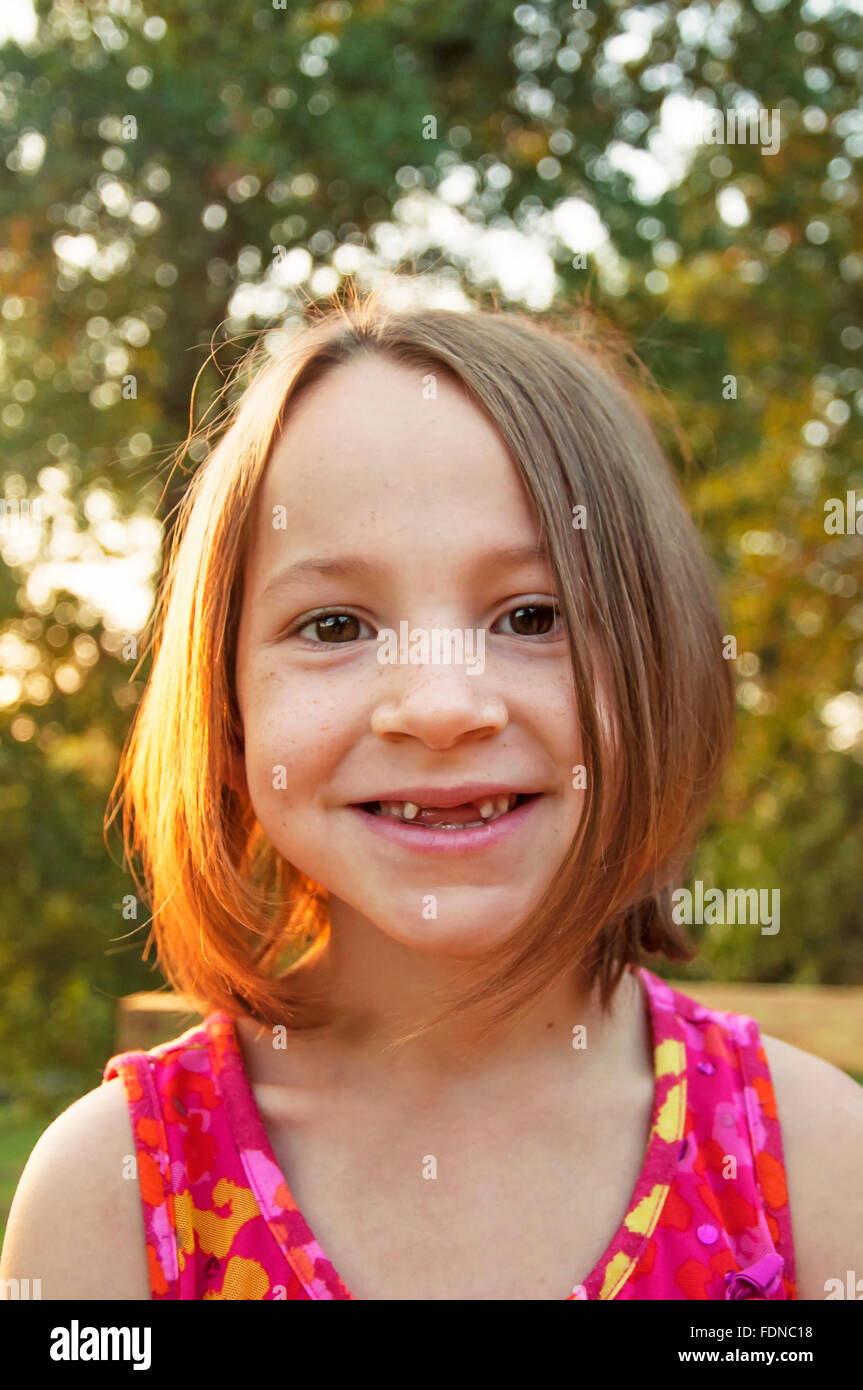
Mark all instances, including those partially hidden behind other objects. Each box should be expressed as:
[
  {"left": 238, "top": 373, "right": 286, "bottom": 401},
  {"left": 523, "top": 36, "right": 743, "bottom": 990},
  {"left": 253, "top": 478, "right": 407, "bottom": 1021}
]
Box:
[{"left": 106, "top": 282, "right": 736, "bottom": 1044}]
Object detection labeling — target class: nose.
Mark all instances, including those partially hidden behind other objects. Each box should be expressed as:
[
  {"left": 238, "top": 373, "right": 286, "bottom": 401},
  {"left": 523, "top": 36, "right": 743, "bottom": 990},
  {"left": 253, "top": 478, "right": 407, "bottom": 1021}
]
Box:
[{"left": 370, "top": 659, "right": 508, "bottom": 749}]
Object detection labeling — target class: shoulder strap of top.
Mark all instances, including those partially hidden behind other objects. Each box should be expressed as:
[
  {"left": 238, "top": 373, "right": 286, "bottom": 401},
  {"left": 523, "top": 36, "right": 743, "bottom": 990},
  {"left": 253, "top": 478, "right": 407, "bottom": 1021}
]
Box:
[
  {"left": 730, "top": 1010, "right": 798, "bottom": 1295},
  {"left": 655, "top": 974, "right": 798, "bottom": 1299},
  {"left": 102, "top": 1022, "right": 212, "bottom": 1300}
]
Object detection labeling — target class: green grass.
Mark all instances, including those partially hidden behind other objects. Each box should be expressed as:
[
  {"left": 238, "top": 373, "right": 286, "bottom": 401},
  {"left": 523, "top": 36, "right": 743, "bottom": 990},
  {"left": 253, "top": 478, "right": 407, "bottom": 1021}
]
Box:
[{"left": 0, "top": 1103, "right": 48, "bottom": 1250}]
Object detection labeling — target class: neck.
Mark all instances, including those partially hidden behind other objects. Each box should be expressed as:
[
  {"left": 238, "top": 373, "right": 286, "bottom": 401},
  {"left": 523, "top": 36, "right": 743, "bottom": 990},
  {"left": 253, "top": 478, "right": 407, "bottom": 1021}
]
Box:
[{"left": 237, "top": 901, "right": 645, "bottom": 1094}]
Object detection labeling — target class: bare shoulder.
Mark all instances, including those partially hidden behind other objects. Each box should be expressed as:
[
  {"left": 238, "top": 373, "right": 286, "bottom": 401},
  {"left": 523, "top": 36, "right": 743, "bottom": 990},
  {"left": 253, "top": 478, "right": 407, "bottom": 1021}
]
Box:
[
  {"left": 0, "top": 1077, "right": 152, "bottom": 1300},
  {"left": 760, "top": 1032, "right": 863, "bottom": 1301}
]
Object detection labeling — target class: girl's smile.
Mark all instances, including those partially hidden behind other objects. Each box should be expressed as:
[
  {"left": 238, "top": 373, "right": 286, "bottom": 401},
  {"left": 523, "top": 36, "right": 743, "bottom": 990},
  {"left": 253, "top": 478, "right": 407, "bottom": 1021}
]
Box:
[{"left": 347, "top": 788, "right": 544, "bottom": 854}]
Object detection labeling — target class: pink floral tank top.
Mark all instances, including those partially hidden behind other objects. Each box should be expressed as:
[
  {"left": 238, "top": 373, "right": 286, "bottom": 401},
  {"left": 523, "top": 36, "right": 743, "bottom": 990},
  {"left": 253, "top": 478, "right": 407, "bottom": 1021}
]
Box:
[{"left": 102, "top": 965, "right": 797, "bottom": 1300}]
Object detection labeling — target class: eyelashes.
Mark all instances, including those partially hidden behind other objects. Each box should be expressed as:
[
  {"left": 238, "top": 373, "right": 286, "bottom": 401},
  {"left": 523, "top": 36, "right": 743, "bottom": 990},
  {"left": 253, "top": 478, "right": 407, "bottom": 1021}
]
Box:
[{"left": 286, "top": 601, "right": 564, "bottom": 647}]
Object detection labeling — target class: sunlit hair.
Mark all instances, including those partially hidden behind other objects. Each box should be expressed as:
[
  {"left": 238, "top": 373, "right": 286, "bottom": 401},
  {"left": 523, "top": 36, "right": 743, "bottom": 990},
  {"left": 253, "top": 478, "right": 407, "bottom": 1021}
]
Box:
[{"left": 105, "top": 280, "right": 736, "bottom": 1045}]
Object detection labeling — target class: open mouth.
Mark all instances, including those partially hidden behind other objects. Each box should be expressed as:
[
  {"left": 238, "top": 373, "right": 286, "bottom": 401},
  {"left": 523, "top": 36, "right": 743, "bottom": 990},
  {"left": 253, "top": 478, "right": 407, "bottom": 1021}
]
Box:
[{"left": 353, "top": 793, "right": 538, "bottom": 830}]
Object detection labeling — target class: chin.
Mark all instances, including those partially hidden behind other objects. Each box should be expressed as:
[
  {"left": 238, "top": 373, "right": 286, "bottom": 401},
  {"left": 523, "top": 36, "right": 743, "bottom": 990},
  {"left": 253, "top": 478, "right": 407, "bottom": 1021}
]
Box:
[{"left": 373, "top": 908, "right": 524, "bottom": 959}]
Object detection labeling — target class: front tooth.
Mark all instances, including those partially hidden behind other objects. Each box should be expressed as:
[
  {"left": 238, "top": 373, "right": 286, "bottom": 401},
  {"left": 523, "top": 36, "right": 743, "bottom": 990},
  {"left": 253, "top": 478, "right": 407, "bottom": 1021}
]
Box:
[
  {"left": 401, "top": 802, "right": 420, "bottom": 820},
  {"left": 478, "top": 799, "right": 496, "bottom": 820},
  {"left": 494, "top": 794, "right": 511, "bottom": 815}
]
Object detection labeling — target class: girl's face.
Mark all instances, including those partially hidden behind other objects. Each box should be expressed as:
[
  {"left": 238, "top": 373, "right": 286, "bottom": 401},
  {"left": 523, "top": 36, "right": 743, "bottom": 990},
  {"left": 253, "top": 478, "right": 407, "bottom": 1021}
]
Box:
[{"left": 232, "top": 354, "right": 586, "bottom": 958}]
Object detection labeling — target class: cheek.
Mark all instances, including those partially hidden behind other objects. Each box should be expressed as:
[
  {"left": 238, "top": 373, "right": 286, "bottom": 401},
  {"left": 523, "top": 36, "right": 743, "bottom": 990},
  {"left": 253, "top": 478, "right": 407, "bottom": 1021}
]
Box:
[
  {"left": 247, "top": 715, "right": 317, "bottom": 804},
  {"left": 545, "top": 670, "right": 583, "bottom": 759},
  {"left": 541, "top": 674, "right": 587, "bottom": 823},
  {"left": 241, "top": 670, "right": 352, "bottom": 802}
]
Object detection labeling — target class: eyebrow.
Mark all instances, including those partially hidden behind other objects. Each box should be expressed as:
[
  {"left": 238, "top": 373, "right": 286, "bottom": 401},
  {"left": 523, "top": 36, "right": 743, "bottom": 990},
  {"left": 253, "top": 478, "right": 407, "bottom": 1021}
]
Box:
[{"left": 260, "top": 543, "right": 551, "bottom": 597}]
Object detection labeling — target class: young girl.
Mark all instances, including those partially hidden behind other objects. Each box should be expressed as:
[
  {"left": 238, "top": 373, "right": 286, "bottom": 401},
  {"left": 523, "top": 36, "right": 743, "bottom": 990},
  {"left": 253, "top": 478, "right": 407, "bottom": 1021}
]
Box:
[{"left": 3, "top": 288, "right": 861, "bottom": 1301}]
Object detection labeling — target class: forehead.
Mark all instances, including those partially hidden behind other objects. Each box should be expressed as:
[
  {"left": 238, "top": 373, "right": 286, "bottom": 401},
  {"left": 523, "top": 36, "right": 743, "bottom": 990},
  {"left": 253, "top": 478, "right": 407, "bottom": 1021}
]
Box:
[
  {"left": 246, "top": 354, "right": 542, "bottom": 568},
  {"left": 269, "top": 353, "right": 505, "bottom": 474}
]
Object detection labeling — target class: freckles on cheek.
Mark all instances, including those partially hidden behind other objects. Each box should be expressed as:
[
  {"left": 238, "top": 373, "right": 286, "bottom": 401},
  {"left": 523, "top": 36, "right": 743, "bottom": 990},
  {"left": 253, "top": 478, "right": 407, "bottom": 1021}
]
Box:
[
  {"left": 244, "top": 668, "right": 349, "bottom": 805},
  {"left": 537, "top": 676, "right": 580, "bottom": 742}
]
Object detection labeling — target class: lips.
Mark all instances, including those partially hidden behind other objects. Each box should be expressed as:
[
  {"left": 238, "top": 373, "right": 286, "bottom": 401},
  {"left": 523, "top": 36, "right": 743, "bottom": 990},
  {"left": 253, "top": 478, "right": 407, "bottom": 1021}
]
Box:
[{"left": 348, "top": 791, "right": 542, "bottom": 853}]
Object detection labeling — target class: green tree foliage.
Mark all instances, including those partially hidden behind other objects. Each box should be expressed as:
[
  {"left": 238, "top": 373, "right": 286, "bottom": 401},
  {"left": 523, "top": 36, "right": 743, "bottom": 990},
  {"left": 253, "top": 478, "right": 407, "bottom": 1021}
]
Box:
[{"left": 0, "top": 0, "right": 861, "bottom": 1106}]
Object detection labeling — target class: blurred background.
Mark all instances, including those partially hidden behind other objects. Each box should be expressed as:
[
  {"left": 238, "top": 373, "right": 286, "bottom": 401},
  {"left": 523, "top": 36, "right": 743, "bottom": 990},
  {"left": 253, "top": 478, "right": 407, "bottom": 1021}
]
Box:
[{"left": 1, "top": 0, "right": 862, "bottom": 1233}]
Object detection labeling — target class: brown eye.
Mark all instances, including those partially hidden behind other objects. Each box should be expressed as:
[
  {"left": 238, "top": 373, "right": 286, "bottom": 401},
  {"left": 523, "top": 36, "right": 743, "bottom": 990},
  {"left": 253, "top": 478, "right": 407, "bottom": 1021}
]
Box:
[
  {"left": 496, "top": 603, "right": 563, "bottom": 639},
  {"left": 296, "top": 612, "right": 368, "bottom": 643}
]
